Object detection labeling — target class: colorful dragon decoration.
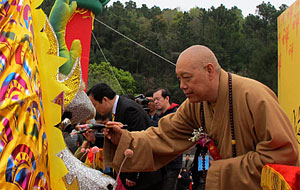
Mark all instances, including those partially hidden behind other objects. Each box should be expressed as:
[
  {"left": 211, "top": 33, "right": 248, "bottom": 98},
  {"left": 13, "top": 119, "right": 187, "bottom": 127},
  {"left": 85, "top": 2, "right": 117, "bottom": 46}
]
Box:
[{"left": 0, "top": 0, "right": 112, "bottom": 189}]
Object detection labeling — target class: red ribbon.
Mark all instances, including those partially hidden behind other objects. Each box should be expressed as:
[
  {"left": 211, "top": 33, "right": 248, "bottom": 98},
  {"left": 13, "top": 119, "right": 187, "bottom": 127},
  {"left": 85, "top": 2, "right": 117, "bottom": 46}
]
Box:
[{"left": 207, "top": 141, "right": 221, "bottom": 160}]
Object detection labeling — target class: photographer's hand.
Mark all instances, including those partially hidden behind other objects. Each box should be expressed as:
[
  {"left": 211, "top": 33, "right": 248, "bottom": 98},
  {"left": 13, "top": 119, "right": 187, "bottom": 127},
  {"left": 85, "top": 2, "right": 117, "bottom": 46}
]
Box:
[{"left": 103, "top": 121, "right": 123, "bottom": 145}]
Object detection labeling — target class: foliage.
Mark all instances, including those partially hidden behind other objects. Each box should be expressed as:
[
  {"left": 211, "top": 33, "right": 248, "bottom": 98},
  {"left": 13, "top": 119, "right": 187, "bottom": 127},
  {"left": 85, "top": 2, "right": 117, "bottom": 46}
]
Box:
[
  {"left": 41, "top": 0, "right": 289, "bottom": 103},
  {"left": 87, "top": 62, "right": 136, "bottom": 95}
]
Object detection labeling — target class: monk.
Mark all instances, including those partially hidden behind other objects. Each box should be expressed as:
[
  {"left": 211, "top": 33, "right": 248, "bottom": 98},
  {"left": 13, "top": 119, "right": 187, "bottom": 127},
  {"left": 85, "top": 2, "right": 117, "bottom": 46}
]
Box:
[{"left": 103, "top": 45, "right": 300, "bottom": 190}]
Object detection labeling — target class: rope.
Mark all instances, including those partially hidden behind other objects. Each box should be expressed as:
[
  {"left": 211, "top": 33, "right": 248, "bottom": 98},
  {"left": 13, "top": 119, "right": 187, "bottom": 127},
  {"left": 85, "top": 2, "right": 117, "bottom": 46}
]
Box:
[
  {"left": 92, "top": 31, "right": 125, "bottom": 95},
  {"left": 94, "top": 18, "right": 176, "bottom": 67}
]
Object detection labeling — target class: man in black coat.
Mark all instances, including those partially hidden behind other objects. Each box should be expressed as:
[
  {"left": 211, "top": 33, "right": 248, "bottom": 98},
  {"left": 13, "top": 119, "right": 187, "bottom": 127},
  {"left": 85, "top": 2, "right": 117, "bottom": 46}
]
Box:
[{"left": 88, "top": 83, "right": 162, "bottom": 190}]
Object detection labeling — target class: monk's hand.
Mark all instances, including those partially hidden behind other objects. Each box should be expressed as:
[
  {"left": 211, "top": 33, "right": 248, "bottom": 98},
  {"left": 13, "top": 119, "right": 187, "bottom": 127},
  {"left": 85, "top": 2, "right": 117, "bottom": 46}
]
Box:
[{"left": 103, "top": 121, "right": 123, "bottom": 145}]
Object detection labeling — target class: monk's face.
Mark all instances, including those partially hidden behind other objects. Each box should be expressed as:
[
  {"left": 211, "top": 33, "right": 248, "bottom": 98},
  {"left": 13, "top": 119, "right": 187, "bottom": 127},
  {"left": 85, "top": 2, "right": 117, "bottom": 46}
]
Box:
[{"left": 176, "top": 56, "right": 213, "bottom": 103}]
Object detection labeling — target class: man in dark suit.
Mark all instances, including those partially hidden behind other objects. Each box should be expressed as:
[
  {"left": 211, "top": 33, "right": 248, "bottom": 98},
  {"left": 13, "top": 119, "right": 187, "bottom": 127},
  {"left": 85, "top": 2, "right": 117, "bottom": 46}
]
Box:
[{"left": 88, "top": 83, "right": 162, "bottom": 190}]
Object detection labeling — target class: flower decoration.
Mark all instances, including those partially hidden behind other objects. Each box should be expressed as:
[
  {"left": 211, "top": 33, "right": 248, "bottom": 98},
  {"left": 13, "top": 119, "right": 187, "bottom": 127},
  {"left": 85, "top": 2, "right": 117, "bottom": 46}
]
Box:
[
  {"left": 188, "top": 127, "right": 211, "bottom": 147},
  {"left": 91, "top": 146, "right": 99, "bottom": 154},
  {"left": 124, "top": 149, "right": 133, "bottom": 158},
  {"left": 113, "top": 149, "right": 134, "bottom": 190}
]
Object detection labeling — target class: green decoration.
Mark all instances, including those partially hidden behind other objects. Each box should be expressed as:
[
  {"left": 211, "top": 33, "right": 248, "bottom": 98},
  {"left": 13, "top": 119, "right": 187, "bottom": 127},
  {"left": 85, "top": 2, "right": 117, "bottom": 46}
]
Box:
[{"left": 70, "top": 0, "right": 110, "bottom": 15}]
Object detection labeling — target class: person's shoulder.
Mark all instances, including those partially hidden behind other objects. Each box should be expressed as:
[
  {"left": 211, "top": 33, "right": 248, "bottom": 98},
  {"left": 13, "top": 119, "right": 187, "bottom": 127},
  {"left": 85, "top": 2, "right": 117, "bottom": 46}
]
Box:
[
  {"left": 169, "top": 103, "right": 179, "bottom": 111},
  {"left": 179, "top": 99, "right": 202, "bottom": 110},
  {"left": 233, "top": 73, "right": 263, "bottom": 87},
  {"left": 119, "top": 96, "right": 136, "bottom": 106},
  {"left": 233, "top": 74, "right": 275, "bottom": 95},
  {"left": 120, "top": 96, "right": 146, "bottom": 112},
  {"left": 232, "top": 74, "right": 278, "bottom": 105}
]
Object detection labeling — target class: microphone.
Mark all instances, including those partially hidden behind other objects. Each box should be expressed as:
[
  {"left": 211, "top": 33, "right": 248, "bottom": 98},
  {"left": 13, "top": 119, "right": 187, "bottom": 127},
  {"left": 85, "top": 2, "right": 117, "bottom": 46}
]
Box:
[{"left": 71, "top": 123, "right": 128, "bottom": 135}]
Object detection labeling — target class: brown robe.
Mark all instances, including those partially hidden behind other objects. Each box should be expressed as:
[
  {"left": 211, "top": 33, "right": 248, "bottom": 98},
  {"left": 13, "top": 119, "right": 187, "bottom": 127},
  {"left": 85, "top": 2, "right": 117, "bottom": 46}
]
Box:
[{"left": 104, "top": 69, "right": 300, "bottom": 190}]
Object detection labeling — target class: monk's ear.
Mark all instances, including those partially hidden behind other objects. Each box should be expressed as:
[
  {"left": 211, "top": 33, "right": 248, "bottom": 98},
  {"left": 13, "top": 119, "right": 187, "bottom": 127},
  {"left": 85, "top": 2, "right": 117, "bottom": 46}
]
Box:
[{"left": 206, "top": 63, "right": 215, "bottom": 80}]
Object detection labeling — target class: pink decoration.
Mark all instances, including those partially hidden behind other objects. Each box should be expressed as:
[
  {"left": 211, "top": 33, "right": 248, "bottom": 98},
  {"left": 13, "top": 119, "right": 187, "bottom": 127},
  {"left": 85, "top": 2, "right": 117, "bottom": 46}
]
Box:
[
  {"left": 91, "top": 146, "right": 99, "bottom": 154},
  {"left": 80, "top": 148, "right": 86, "bottom": 153},
  {"left": 196, "top": 134, "right": 211, "bottom": 147},
  {"left": 124, "top": 149, "right": 133, "bottom": 158}
]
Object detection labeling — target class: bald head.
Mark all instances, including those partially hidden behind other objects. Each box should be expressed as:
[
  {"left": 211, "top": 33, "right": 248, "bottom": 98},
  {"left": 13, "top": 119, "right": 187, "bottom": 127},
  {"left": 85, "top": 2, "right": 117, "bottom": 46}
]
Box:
[
  {"left": 177, "top": 45, "right": 221, "bottom": 73},
  {"left": 176, "top": 45, "right": 221, "bottom": 103}
]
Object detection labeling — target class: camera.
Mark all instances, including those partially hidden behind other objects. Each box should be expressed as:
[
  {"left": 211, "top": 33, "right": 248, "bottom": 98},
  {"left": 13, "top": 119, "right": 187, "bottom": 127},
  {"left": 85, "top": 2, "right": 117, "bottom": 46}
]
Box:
[
  {"left": 135, "top": 94, "right": 151, "bottom": 113},
  {"left": 135, "top": 94, "right": 150, "bottom": 105}
]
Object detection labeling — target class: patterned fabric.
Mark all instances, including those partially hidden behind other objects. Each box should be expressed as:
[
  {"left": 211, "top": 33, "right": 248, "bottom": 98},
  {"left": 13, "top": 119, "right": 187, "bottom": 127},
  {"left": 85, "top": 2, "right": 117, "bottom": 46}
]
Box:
[
  {"left": 0, "top": 0, "right": 49, "bottom": 189},
  {"left": 65, "top": 9, "right": 94, "bottom": 90},
  {"left": 261, "top": 164, "right": 300, "bottom": 190},
  {"left": 0, "top": 0, "right": 67, "bottom": 189},
  {"left": 0, "top": 0, "right": 111, "bottom": 189},
  {"left": 49, "top": 0, "right": 96, "bottom": 124}
]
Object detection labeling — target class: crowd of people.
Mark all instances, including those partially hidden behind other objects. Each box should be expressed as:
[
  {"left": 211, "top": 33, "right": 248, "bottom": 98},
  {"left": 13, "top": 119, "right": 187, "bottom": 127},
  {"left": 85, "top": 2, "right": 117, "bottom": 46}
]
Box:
[
  {"left": 60, "top": 83, "right": 194, "bottom": 189},
  {"left": 59, "top": 45, "right": 299, "bottom": 190}
]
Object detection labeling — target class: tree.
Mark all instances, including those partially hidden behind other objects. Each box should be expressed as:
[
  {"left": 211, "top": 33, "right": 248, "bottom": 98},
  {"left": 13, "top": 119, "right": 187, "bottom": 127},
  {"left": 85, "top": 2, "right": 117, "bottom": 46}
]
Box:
[
  {"left": 241, "top": 2, "right": 288, "bottom": 93},
  {"left": 41, "top": 0, "right": 288, "bottom": 101},
  {"left": 88, "top": 62, "right": 136, "bottom": 95}
]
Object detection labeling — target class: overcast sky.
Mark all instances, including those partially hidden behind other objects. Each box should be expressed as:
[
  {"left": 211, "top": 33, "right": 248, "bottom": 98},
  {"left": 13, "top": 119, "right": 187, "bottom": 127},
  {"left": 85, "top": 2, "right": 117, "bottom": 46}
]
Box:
[{"left": 107, "top": 0, "right": 295, "bottom": 16}]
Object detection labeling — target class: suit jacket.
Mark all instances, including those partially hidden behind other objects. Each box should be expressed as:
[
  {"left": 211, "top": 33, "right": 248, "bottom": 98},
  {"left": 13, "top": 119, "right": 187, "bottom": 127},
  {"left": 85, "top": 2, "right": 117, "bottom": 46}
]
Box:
[
  {"left": 116, "top": 96, "right": 162, "bottom": 190},
  {"left": 115, "top": 96, "right": 150, "bottom": 131}
]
